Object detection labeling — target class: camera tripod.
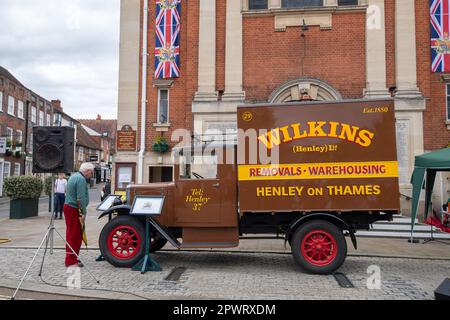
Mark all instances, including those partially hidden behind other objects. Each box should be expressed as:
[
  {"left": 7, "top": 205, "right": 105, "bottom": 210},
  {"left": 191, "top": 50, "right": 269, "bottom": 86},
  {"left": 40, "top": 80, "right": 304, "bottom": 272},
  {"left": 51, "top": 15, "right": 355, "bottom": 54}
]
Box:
[{"left": 11, "top": 175, "right": 99, "bottom": 300}]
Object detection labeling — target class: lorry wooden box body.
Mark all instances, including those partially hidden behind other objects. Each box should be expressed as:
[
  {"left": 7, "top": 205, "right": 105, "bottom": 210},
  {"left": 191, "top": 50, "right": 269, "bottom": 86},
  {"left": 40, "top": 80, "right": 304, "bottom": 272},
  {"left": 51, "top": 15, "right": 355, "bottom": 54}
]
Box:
[{"left": 237, "top": 99, "right": 400, "bottom": 213}]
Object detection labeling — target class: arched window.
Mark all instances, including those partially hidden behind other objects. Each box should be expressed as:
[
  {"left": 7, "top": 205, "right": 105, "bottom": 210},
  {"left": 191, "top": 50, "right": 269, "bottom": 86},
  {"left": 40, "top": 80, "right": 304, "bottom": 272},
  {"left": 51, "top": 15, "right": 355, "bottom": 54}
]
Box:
[{"left": 269, "top": 78, "right": 342, "bottom": 103}]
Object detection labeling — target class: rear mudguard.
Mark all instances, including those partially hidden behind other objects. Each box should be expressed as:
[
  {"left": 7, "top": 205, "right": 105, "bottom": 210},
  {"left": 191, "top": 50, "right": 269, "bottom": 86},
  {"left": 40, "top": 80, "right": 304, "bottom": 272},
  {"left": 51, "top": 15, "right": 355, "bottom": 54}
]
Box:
[
  {"left": 285, "top": 213, "right": 357, "bottom": 250},
  {"left": 98, "top": 205, "right": 131, "bottom": 220}
]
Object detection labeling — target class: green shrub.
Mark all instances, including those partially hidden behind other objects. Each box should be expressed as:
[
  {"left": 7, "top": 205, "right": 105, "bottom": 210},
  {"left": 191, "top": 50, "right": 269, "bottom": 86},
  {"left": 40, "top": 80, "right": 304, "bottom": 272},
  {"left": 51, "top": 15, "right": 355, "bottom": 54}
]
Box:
[
  {"left": 44, "top": 176, "right": 53, "bottom": 196},
  {"left": 4, "top": 176, "right": 43, "bottom": 200}
]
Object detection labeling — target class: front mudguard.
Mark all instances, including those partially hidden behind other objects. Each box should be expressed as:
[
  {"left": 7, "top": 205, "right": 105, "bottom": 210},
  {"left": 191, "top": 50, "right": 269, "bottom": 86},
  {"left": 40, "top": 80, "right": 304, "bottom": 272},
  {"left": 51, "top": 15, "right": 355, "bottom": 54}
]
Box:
[{"left": 98, "top": 205, "right": 131, "bottom": 220}]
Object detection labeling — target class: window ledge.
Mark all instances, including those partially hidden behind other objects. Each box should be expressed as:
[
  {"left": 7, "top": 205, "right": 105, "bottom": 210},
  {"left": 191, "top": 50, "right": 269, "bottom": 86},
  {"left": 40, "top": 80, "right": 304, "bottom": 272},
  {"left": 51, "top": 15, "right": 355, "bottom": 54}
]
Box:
[
  {"left": 244, "top": 5, "right": 367, "bottom": 31},
  {"left": 446, "top": 120, "right": 450, "bottom": 130},
  {"left": 153, "top": 79, "right": 174, "bottom": 88},
  {"left": 243, "top": 5, "right": 368, "bottom": 16},
  {"left": 152, "top": 123, "right": 172, "bottom": 132}
]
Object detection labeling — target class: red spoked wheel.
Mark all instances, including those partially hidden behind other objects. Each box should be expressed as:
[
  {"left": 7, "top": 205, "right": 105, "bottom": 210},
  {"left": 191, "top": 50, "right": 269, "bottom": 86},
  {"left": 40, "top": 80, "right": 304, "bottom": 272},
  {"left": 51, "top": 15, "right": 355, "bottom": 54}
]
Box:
[
  {"left": 107, "top": 225, "right": 142, "bottom": 260},
  {"left": 301, "top": 230, "right": 338, "bottom": 267},
  {"left": 292, "top": 220, "right": 347, "bottom": 274},
  {"left": 99, "top": 216, "right": 146, "bottom": 268}
]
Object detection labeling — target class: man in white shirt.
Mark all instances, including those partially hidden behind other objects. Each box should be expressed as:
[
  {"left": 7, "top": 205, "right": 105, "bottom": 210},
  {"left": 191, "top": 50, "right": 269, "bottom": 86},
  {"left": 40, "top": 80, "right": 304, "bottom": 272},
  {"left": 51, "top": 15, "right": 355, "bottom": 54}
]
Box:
[{"left": 54, "top": 173, "right": 68, "bottom": 219}]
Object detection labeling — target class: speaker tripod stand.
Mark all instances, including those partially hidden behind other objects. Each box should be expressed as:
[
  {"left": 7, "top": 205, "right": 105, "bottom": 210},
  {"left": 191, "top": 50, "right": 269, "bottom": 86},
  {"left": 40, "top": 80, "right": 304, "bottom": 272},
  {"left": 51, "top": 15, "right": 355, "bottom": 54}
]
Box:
[{"left": 11, "top": 175, "right": 99, "bottom": 300}]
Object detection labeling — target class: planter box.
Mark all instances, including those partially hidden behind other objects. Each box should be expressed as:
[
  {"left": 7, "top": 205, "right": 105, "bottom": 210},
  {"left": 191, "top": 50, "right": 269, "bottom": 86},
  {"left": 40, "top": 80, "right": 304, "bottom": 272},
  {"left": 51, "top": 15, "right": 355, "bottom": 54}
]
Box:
[{"left": 10, "top": 198, "right": 39, "bottom": 219}]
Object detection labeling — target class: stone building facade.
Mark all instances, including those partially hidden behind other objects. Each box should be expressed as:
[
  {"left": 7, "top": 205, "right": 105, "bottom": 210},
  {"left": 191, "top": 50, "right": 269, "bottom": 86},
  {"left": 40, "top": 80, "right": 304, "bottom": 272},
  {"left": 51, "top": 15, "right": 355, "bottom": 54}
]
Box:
[{"left": 115, "top": 0, "right": 448, "bottom": 212}]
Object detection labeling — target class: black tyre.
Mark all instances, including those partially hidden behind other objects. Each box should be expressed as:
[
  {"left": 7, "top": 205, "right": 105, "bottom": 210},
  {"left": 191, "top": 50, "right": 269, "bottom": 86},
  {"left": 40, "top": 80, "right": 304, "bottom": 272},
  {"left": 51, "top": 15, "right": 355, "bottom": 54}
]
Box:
[
  {"left": 149, "top": 227, "right": 168, "bottom": 253},
  {"left": 291, "top": 220, "right": 347, "bottom": 275},
  {"left": 99, "top": 215, "right": 145, "bottom": 268}
]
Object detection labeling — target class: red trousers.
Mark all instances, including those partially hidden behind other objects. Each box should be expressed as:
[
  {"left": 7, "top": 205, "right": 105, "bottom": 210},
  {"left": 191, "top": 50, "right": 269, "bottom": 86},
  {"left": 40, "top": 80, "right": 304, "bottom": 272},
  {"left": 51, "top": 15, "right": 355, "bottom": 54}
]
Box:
[{"left": 63, "top": 204, "right": 82, "bottom": 267}]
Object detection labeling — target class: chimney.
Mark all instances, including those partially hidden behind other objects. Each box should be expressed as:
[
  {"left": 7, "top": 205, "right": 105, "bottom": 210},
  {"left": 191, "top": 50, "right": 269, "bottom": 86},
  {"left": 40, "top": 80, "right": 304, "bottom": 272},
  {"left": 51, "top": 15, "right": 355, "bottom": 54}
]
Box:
[
  {"left": 97, "top": 114, "right": 102, "bottom": 120},
  {"left": 51, "top": 100, "right": 62, "bottom": 110}
]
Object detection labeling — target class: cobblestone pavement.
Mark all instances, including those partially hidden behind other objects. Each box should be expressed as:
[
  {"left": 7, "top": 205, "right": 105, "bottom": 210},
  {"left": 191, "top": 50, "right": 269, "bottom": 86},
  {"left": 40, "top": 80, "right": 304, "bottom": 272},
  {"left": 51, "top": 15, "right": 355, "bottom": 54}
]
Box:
[{"left": 0, "top": 248, "right": 448, "bottom": 300}]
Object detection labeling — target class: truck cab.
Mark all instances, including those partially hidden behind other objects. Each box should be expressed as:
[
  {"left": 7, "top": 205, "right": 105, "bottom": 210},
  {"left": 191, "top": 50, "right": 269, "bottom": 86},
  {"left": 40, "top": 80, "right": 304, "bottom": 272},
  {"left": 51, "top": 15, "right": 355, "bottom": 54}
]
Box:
[{"left": 99, "top": 144, "right": 243, "bottom": 268}]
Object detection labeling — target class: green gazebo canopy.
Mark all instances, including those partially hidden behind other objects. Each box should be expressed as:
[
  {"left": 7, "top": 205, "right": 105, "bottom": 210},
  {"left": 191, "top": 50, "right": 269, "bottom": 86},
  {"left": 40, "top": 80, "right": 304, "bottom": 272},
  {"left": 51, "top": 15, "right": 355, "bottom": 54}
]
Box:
[{"left": 410, "top": 148, "right": 450, "bottom": 236}]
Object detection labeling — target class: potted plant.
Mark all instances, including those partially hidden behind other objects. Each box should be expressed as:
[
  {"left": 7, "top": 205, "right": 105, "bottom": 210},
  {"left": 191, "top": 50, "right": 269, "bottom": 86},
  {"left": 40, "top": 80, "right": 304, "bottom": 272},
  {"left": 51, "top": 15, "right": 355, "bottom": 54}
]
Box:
[
  {"left": 152, "top": 136, "right": 170, "bottom": 153},
  {"left": 4, "top": 176, "right": 43, "bottom": 219}
]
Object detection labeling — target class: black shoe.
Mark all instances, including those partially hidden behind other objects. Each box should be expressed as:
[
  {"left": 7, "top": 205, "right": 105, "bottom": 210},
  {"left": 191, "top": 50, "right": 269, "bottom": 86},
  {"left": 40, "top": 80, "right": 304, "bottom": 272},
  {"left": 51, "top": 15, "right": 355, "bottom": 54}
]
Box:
[
  {"left": 59, "top": 216, "right": 63, "bottom": 220},
  {"left": 77, "top": 262, "right": 84, "bottom": 268}
]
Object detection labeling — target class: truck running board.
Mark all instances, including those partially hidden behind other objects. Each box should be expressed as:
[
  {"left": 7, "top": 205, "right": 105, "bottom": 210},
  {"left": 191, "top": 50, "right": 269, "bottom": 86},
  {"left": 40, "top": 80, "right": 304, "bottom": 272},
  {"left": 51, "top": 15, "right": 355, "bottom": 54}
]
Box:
[
  {"left": 147, "top": 217, "right": 181, "bottom": 248},
  {"left": 179, "top": 242, "right": 239, "bottom": 248},
  {"left": 147, "top": 217, "right": 240, "bottom": 249}
]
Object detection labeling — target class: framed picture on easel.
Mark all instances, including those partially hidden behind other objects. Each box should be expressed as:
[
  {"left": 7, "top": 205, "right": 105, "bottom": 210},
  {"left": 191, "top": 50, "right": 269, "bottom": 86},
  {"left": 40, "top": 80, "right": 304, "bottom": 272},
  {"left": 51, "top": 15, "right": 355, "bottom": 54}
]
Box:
[
  {"left": 96, "top": 195, "right": 122, "bottom": 212},
  {"left": 130, "top": 195, "right": 165, "bottom": 216}
]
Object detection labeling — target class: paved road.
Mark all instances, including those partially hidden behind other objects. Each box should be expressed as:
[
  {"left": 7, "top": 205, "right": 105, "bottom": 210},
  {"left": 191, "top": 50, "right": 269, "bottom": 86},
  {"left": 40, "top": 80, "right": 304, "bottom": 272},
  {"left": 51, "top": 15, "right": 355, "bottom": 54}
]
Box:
[
  {"left": 0, "top": 187, "right": 102, "bottom": 219},
  {"left": 0, "top": 287, "right": 99, "bottom": 300},
  {"left": 0, "top": 248, "right": 448, "bottom": 300},
  {"left": 0, "top": 183, "right": 448, "bottom": 300}
]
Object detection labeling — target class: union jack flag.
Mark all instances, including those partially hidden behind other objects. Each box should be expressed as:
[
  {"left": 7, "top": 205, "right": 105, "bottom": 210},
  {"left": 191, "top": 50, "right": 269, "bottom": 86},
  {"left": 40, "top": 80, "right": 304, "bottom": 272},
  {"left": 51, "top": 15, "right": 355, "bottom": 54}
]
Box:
[
  {"left": 154, "top": 0, "right": 181, "bottom": 79},
  {"left": 431, "top": 0, "right": 450, "bottom": 72}
]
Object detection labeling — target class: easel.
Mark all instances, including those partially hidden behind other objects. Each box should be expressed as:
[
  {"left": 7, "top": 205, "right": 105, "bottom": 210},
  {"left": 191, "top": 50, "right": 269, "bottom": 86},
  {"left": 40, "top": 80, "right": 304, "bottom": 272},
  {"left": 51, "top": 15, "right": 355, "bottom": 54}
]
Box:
[
  {"left": 132, "top": 216, "right": 161, "bottom": 274},
  {"left": 95, "top": 195, "right": 123, "bottom": 262}
]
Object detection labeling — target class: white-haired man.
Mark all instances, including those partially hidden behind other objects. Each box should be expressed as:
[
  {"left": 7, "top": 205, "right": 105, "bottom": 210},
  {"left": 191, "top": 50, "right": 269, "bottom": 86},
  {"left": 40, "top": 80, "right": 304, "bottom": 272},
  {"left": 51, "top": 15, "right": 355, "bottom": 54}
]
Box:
[{"left": 63, "top": 162, "right": 94, "bottom": 267}]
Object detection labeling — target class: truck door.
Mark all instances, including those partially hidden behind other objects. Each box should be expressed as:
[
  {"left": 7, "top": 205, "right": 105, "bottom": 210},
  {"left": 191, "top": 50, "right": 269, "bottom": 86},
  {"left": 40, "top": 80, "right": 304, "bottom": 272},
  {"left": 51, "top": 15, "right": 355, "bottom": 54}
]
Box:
[{"left": 175, "top": 153, "right": 222, "bottom": 225}]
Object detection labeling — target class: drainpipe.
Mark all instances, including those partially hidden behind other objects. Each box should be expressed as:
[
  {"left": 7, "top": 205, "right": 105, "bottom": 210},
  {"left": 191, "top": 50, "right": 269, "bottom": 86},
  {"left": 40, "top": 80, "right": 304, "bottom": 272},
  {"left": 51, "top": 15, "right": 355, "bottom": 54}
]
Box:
[
  {"left": 23, "top": 101, "right": 30, "bottom": 175},
  {"left": 138, "top": 0, "right": 149, "bottom": 184}
]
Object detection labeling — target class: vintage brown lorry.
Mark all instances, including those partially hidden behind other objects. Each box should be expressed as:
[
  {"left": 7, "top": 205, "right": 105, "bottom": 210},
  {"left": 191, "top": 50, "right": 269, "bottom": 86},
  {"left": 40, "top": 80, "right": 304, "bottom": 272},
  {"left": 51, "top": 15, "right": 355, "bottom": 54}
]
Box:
[{"left": 99, "top": 99, "right": 400, "bottom": 274}]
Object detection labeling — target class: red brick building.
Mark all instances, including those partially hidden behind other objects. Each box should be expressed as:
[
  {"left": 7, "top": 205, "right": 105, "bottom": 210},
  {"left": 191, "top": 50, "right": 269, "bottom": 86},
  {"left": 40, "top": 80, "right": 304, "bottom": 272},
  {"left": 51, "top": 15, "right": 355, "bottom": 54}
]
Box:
[
  {"left": 115, "top": 1, "right": 448, "bottom": 212},
  {"left": 75, "top": 124, "right": 102, "bottom": 171},
  {"left": 0, "top": 66, "right": 29, "bottom": 194},
  {"left": 78, "top": 115, "right": 117, "bottom": 164}
]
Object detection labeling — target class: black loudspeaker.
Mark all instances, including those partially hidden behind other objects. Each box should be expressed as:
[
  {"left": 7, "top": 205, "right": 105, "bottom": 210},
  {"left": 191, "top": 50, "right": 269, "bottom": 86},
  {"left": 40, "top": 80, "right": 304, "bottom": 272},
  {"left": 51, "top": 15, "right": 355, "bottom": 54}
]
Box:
[
  {"left": 435, "top": 278, "right": 450, "bottom": 300},
  {"left": 33, "top": 126, "right": 75, "bottom": 173}
]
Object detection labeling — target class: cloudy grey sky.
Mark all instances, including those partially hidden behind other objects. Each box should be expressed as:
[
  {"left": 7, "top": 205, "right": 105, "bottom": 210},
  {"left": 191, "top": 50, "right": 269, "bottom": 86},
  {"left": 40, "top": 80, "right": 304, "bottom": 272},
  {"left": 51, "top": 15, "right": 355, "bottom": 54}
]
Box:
[{"left": 0, "top": 0, "right": 120, "bottom": 119}]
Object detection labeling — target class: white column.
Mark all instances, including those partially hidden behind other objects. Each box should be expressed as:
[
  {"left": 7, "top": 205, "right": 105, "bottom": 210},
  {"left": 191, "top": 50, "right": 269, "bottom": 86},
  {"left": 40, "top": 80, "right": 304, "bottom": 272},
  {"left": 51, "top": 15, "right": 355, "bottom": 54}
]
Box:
[
  {"left": 117, "top": 0, "right": 141, "bottom": 130},
  {"left": 223, "top": 0, "right": 245, "bottom": 101},
  {"left": 194, "top": 0, "right": 218, "bottom": 101},
  {"left": 114, "top": 0, "right": 141, "bottom": 192},
  {"left": 395, "top": 0, "right": 421, "bottom": 98},
  {"left": 394, "top": 0, "right": 425, "bottom": 212},
  {"left": 364, "top": 0, "right": 390, "bottom": 98}
]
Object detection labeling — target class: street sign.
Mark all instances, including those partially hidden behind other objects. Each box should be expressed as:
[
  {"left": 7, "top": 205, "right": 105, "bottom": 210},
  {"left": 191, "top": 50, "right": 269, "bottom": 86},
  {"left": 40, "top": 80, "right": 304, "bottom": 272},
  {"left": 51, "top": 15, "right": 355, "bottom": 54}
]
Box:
[
  {"left": 89, "top": 155, "right": 99, "bottom": 162},
  {"left": 0, "top": 137, "right": 6, "bottom": 154}
]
